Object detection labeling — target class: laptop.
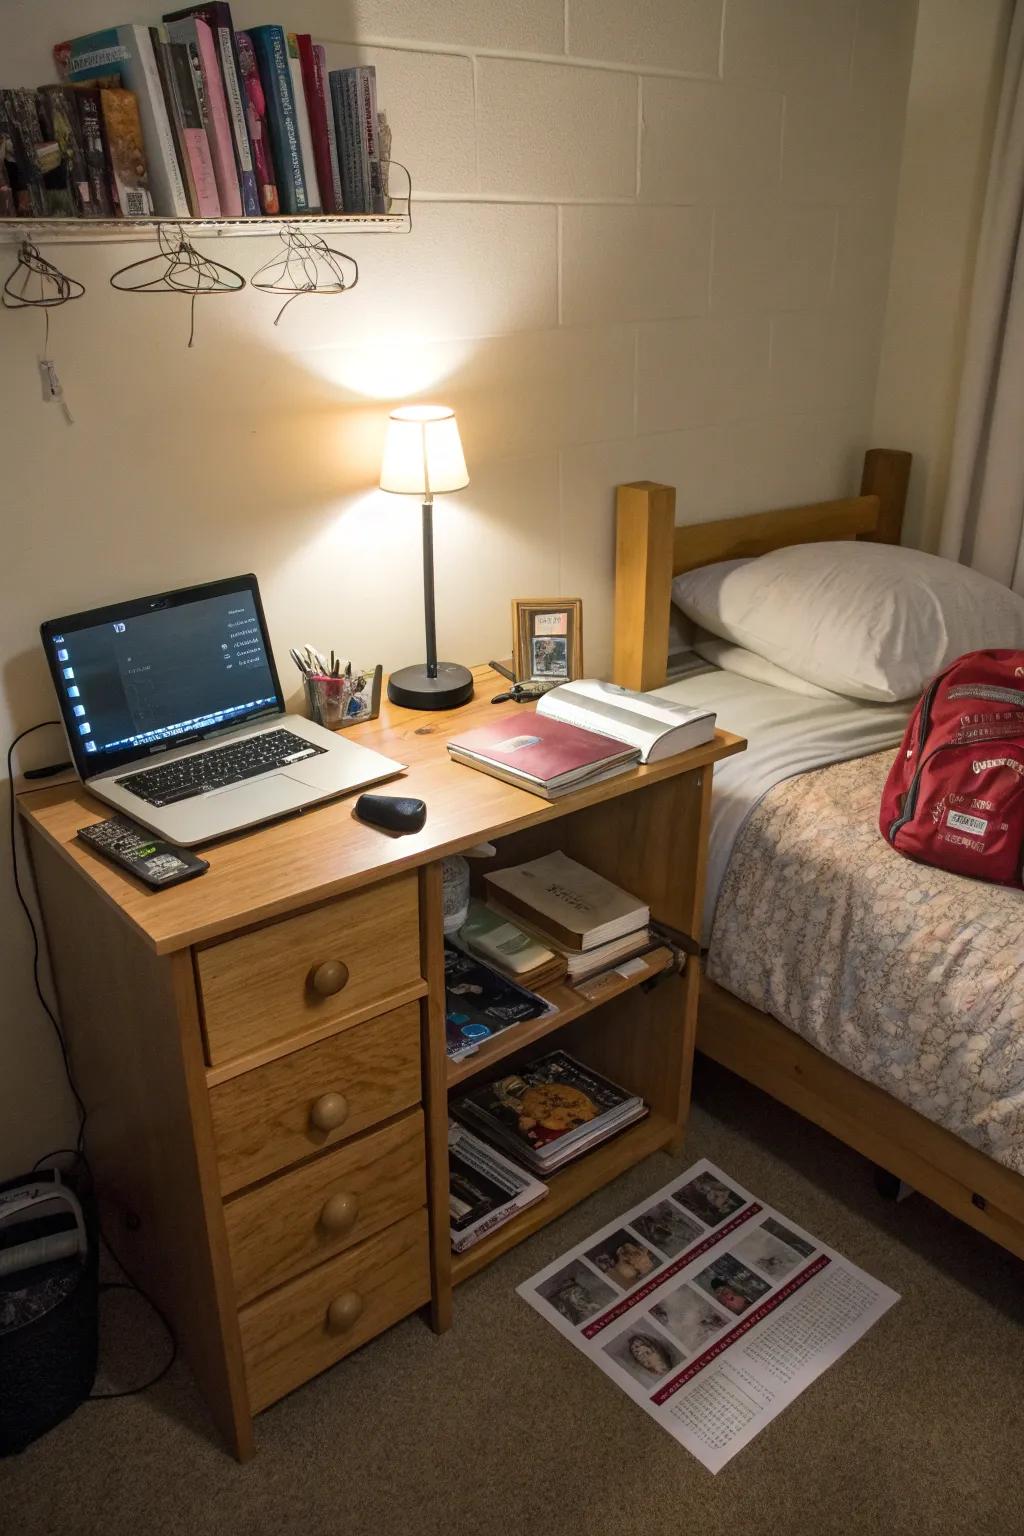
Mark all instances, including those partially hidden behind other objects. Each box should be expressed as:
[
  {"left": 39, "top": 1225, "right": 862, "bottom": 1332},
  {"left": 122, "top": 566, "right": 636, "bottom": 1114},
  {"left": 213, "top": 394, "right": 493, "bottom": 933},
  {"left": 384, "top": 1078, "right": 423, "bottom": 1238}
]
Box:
[{"left": 41, "top": 574, "right": 405, "bottom": 846}]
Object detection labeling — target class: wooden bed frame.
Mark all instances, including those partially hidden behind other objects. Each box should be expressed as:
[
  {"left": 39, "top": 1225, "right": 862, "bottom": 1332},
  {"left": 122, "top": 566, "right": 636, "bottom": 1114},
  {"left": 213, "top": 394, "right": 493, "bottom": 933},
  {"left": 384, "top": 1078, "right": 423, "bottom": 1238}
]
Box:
[{"left": 611, "top": 447, "right": 1024, "bottom": 1263}]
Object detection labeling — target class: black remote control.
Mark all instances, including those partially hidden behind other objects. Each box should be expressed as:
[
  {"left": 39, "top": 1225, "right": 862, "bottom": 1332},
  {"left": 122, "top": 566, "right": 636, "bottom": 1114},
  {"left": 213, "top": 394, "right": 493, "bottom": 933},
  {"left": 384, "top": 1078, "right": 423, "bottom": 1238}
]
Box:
[
  {"left": 77, "top": 816, "right": 209, "bottom": 889},
  {"left": 353, "top": 793, "right": 427, "bottom": 835}
]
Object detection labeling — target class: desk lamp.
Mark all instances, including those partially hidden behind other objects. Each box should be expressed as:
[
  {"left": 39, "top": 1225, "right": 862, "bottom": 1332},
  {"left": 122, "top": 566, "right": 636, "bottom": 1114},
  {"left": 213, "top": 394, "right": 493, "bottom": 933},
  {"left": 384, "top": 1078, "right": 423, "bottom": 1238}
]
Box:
[{"left": 379, "top": 404, "right": 474, "bottom": 710}]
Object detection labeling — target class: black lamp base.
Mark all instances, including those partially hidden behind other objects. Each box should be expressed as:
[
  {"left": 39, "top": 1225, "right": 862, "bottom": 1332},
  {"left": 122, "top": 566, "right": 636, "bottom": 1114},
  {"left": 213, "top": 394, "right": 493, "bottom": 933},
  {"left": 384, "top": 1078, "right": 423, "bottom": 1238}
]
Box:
[{"left": 387, "top": 662, "right": 474, "bottom": 711}]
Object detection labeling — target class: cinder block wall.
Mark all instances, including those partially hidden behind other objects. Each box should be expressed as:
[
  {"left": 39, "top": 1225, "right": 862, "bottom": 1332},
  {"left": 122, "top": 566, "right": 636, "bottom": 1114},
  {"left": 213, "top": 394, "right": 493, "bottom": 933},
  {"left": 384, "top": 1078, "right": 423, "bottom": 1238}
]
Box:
[{"left": 1, "top": 0, "right": 917, "bottom": 1169}]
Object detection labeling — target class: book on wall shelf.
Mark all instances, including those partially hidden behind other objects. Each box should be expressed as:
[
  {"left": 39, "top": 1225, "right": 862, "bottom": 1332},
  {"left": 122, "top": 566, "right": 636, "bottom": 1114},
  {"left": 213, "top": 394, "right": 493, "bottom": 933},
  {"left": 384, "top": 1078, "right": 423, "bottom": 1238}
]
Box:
[
  {"left": 163, "top": 32, "right": 221, "bottom": 215},
  {"left": 247, "top": 24, "right": 308, "bottom": 215},
  {"left": 312, "top": 43, "right": 344, "bottom": 211},
  {"left": 36, "top": 87, "right": 89, "bottom": 216},
  {"left": 98, "top": 86, "right": 154, "bottom": 217},
  {"left": 285, "top": 32, "right": 322, "bottom": 212},
  {"left": 163, "top": 3, "right": 261, "bottom": 216},
  {"left": 164, "top": 13, "right": 241, "bottom": 215},
  {"left": 235, "top": 29, "right": 278, "bottom": 214}
]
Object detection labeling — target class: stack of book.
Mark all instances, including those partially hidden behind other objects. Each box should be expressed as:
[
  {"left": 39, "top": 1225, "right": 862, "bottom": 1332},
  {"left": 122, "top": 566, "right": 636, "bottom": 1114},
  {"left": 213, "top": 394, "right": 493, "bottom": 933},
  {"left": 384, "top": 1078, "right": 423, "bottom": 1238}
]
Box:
[
  {"left": 451, "top": 1051, "right": 647, "bottom": 1175},
  {"left": 0, "top": 10, "right": 391, "bottom": 221},
  {"left": 446, "top": 680, "right": 716, "bottom": 802},
  {"left": 448, "top": 1120, "right": 548, "bottom": 1253},
  {"left": 484, "top": 850, "right": 653, "bottom": 984}
]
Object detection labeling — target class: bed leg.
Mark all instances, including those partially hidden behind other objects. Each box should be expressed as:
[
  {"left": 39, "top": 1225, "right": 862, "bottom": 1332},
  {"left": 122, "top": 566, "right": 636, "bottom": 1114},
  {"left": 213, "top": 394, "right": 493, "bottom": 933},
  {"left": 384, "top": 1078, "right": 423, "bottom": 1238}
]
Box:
[{"left": 873, "top": 1165, "right": 915, "bottom": 1203}]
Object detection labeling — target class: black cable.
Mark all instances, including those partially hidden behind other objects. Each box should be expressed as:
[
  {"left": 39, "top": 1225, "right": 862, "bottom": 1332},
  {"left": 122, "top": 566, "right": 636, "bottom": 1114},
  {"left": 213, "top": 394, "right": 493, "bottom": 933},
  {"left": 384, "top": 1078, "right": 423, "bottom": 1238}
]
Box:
[
  {"left": 8, "top": 721, "right": 88, "bottom": 1153},
  {"left": 13, "top": 731, "right": 177, "bottom": 1398},
  {"left": 88, "top": 1236, "right": 178, "bottom": 1399}
]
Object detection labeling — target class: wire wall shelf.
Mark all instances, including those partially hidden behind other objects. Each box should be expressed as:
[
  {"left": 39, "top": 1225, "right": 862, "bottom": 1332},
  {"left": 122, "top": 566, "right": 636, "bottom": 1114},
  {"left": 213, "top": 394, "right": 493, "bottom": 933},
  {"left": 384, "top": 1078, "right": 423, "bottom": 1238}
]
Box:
[
  {"left": 0, "top": 165, "right": 412, "bottom": 245},
  {"left": 0, "top": 209, "right": 406, "bottom": 244}
]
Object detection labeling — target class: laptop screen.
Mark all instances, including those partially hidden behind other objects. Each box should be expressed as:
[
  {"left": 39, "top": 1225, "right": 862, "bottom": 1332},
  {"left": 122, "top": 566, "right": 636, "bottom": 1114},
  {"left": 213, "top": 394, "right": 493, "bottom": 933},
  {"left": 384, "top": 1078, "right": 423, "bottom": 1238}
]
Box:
[{"left": 41, "top": 575, "right": 285, "bottom": 779}]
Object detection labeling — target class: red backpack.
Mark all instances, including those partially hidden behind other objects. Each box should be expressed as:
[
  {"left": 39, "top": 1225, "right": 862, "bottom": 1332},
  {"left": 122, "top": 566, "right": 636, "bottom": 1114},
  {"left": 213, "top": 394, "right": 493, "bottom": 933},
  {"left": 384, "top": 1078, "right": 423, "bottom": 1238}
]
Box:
[{"left": 880, "top": 649, "right": 1024, "bottom": 888}]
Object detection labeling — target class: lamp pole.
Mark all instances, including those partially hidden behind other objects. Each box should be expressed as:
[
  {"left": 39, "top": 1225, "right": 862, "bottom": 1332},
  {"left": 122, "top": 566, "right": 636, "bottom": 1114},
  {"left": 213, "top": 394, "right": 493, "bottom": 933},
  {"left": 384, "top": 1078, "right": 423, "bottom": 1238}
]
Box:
[{"left": 421, "top": 494, "right": 438, "bottom": 680}]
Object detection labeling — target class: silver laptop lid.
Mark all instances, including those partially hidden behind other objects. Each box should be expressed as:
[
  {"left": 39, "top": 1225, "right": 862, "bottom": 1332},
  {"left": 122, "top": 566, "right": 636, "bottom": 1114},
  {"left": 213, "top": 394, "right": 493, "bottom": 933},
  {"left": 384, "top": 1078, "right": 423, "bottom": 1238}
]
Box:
[{"left": 40, "top": 574, "right": 285, "bottom": 782}]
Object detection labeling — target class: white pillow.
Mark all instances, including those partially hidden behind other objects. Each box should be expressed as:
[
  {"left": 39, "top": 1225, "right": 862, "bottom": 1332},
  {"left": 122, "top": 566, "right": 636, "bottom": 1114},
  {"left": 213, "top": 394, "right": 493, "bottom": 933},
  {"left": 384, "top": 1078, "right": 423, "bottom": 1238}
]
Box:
[
  {"left": 671, "top": 542, "right": 1024, "bottom": 702},
  {"left": 691, "top": 629, "right": 844, "bottom": 699}
]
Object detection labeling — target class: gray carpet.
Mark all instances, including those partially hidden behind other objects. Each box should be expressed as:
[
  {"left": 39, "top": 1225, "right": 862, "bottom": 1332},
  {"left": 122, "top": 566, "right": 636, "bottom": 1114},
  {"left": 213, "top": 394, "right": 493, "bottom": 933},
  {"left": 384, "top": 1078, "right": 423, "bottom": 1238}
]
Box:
[{"left": 5, "top": 1058, "right": 1024, "bottom": 1536}]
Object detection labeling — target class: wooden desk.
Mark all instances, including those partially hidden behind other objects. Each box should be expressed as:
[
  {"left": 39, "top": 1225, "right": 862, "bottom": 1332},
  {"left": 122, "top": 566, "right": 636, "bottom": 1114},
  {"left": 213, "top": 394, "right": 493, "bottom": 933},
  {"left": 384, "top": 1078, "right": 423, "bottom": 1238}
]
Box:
[{"left": 18, "top": 665, "right": 743, "bottom": 1459}]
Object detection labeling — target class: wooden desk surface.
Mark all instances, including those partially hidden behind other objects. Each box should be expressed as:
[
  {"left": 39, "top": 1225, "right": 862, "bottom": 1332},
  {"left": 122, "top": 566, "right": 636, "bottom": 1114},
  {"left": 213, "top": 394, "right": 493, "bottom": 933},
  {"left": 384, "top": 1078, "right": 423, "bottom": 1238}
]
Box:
[{"left": 18, "top": 664, "right": 745, "bottom": 954}]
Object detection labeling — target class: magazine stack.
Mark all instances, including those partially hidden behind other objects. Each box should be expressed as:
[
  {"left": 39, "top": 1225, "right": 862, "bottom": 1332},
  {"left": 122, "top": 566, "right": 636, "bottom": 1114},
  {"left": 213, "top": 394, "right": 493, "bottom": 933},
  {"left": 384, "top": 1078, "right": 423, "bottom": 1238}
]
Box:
[
  {"left": 448, "top": 1121, "right": 548, "bottom": 1253},
  {"left": 451, "top": 1050, "right": 648, "bottom": 1176}
]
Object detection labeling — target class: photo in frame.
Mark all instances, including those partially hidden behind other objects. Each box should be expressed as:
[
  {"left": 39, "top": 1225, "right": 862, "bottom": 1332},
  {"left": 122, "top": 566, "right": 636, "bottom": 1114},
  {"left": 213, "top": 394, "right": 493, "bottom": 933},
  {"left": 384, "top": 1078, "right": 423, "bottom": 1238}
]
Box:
[{"left": 511, "top": 599, "right": 583, "bottom": 684}]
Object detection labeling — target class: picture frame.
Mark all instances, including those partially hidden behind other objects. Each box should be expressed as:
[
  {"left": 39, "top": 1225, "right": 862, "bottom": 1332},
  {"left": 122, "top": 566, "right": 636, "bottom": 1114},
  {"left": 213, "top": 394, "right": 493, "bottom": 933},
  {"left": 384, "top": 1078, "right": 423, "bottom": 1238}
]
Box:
[{"left": 511, "top": 598, "right": 583, "bottom": 684}]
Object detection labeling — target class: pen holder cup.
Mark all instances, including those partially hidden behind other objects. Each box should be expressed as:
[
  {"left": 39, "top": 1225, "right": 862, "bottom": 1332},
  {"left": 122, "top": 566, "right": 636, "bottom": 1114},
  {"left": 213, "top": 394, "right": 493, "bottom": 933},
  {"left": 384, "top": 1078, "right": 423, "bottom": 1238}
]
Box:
[{"left": 303, "top": 666, "right": 383, "bottom": 731}]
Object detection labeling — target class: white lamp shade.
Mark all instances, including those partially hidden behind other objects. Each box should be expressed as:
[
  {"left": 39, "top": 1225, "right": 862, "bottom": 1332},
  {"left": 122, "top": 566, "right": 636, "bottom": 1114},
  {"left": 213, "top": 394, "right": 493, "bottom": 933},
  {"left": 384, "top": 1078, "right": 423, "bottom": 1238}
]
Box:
[{"left": 379, "top": 404, "right": 469, "bottom": 496}]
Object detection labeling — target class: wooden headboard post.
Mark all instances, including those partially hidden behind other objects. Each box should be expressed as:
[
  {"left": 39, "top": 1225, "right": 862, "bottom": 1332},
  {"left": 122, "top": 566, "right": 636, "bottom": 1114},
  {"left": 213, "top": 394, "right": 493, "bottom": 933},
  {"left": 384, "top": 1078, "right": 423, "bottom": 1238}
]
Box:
[
  {"left": 610, "top": 448, "right": 911, "bottom": 689},
  {"left": 612, "top": 481, "right": 676, "bottom": 691},
  {"left": 860, "top": 448, "right": 912, "bottom": 544}
]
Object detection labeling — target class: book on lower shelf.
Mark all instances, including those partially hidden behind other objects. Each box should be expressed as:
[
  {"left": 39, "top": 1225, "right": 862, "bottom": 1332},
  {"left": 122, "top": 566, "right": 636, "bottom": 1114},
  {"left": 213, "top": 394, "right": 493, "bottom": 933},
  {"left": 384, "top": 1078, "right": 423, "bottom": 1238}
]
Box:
[
  {"left": 448, "top": 1120, "right": 548, "bottom": 1253},
  {"left": 453, "top": 899, "right": 567, "bottom": 990},
  {"left": 447, "top": 711, "right": 638, "bottom": 801},
  {"left": 444, "top": 941, "right": 554, "bottom": 1063},
  {"left": 484, "top": 850, "right": 650, "bottom": 952},
  {"left": 479, "top": 901, "right": 655, "bottom": 983},
  {"left": 451, "top": 1050, "right": 648, "bottom": 1176}
]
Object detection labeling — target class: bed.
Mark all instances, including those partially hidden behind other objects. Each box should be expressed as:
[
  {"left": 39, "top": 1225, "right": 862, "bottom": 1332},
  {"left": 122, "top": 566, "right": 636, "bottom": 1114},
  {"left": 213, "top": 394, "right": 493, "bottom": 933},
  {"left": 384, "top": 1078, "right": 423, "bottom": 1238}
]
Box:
[{"left": 610, "top": 450, "right": 1024, "bottom": 1263}]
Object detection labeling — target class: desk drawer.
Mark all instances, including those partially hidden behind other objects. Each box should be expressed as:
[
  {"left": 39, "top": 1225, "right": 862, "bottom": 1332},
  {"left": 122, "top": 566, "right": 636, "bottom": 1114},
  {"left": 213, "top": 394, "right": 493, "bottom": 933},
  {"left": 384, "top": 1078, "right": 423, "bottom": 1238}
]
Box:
[
  {"left": 225, "top": 1111, "right": 426, "bottom": 1305},
  {"left": 239, "top": 1208, "right": 430, "bottom": 1411},
  {"left": 210, "top": 1001, "right": 422, "bottom": 1195},
  {"left": 197, "top": 873, "right": 420, "bottom": 1067}
]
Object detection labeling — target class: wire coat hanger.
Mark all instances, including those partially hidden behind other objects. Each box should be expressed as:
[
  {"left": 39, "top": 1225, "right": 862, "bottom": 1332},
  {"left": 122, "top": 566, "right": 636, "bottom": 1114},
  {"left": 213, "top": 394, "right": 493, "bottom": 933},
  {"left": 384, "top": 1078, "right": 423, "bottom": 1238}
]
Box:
[
  {"left": 250, "top": 223, "right": 359, "bottom": 325},
  {"left": 3, "top": 240, "right": 86, "bottom": 310},
  {"left": 109, "top": 223, "right": 245, "bottom": 346},
  {"left": 3, "top": 241, "right": 85, "bottom": 422}
]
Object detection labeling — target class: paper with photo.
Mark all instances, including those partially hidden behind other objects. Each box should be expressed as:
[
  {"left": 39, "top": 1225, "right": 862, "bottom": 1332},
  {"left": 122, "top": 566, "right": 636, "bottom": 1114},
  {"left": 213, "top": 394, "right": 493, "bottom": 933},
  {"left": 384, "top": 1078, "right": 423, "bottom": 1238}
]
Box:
[{"left": 518, "top": 1158, "right": 899, "bottom": 1473}]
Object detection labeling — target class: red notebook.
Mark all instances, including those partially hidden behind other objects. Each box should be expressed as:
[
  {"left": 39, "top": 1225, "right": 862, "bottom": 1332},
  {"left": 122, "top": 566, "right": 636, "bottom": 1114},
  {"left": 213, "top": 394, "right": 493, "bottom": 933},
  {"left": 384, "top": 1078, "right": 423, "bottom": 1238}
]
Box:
[{"left": 447, "top": 712, "right": 639, "bottom": 799}]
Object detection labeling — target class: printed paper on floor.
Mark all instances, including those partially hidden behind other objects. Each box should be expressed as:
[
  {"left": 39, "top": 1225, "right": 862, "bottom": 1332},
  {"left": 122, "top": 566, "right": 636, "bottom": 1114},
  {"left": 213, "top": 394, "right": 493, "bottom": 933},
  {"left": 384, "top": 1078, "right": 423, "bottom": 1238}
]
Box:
[{"left": 518, "top": 1158, "right": 899, "bottom": 1472}]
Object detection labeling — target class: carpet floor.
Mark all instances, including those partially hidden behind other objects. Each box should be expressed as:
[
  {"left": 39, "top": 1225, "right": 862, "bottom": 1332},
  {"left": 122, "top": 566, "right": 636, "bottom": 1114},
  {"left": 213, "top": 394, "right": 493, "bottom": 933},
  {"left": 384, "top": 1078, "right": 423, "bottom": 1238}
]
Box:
[{"left": 5, "top": 1057, "right": 1024, "bottom": 1536}]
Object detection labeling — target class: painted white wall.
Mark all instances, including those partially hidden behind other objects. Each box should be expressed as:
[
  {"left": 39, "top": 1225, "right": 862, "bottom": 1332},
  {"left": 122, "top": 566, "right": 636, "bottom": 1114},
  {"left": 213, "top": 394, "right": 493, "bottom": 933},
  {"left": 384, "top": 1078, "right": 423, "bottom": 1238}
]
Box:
[
  {"left": 872, "top": 0, "right": 1011, "bottom": 552},
  {"left": 0, "top": 0, "right": 917, "bottom": 1175}
]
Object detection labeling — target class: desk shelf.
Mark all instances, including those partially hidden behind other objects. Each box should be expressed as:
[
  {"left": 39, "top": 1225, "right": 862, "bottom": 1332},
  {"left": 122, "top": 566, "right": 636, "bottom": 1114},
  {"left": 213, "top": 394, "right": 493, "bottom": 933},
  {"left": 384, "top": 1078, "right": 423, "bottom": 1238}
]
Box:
[{"left": 446, "top": 945, "right": 677, "bottom": 1089}]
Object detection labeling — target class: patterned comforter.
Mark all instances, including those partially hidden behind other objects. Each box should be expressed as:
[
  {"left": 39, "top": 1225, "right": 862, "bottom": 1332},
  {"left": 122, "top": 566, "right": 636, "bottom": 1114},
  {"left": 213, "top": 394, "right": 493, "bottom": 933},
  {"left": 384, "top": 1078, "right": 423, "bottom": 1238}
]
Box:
[{"left": 706, "top": 750, "right": 1024, "bottom": 1174}]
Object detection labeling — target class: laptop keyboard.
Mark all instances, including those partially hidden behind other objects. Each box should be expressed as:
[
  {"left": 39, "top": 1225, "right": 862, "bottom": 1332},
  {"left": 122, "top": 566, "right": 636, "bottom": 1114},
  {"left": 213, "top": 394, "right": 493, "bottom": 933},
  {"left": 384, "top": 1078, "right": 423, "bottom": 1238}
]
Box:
[{"left": 115, "top": 728, "right": 327, "bottom": 808}]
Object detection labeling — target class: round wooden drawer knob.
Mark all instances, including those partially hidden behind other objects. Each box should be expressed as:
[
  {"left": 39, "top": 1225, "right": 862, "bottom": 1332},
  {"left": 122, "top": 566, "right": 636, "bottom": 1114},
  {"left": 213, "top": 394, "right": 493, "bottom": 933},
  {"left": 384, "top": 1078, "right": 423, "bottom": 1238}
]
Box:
[
  {"left": 309, "top": 1092, "right": 349, "bottom": 1132},
  {"left": 327, "top": 1291, "right": 364, "bottom": 1333},
  {"left": 309, "top": 960, "right": 350, "bottom": 998},
  {"left": 320, "top": 1191, "right": 359, "bottom": 1235}
]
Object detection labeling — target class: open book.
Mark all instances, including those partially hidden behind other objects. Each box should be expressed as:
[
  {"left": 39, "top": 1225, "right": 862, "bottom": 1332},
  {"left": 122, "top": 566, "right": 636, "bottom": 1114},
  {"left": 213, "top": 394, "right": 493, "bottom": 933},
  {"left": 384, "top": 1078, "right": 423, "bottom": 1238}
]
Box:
[{"left": 536, "top": 678, "right": 716, "bottom": 764}]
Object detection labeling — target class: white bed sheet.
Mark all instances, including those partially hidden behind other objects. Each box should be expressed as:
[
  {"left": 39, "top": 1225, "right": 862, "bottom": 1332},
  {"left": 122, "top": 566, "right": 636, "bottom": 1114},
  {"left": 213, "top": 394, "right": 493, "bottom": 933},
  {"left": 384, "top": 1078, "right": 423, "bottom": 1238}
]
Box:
[{"left": 655, "top": 661, "right": 912, "bottom": 942}]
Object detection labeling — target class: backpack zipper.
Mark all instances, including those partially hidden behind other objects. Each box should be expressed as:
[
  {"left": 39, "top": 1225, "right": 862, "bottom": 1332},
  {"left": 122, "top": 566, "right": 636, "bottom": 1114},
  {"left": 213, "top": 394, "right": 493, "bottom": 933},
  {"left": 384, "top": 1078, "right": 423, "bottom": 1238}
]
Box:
[
  {"left": 947, "top": 683, "right": 1024, "bottom": 708},
  {"left": 887, "top": 733, "right": 1022, "bottom": 844}
]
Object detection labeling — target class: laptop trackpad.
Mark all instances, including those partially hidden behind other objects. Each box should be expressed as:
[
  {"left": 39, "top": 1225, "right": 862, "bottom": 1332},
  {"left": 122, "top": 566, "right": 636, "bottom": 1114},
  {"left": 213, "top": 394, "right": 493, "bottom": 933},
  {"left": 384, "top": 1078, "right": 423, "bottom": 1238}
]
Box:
[{"left": 188, "top": 774, "right": 309, "bottom": 838}]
